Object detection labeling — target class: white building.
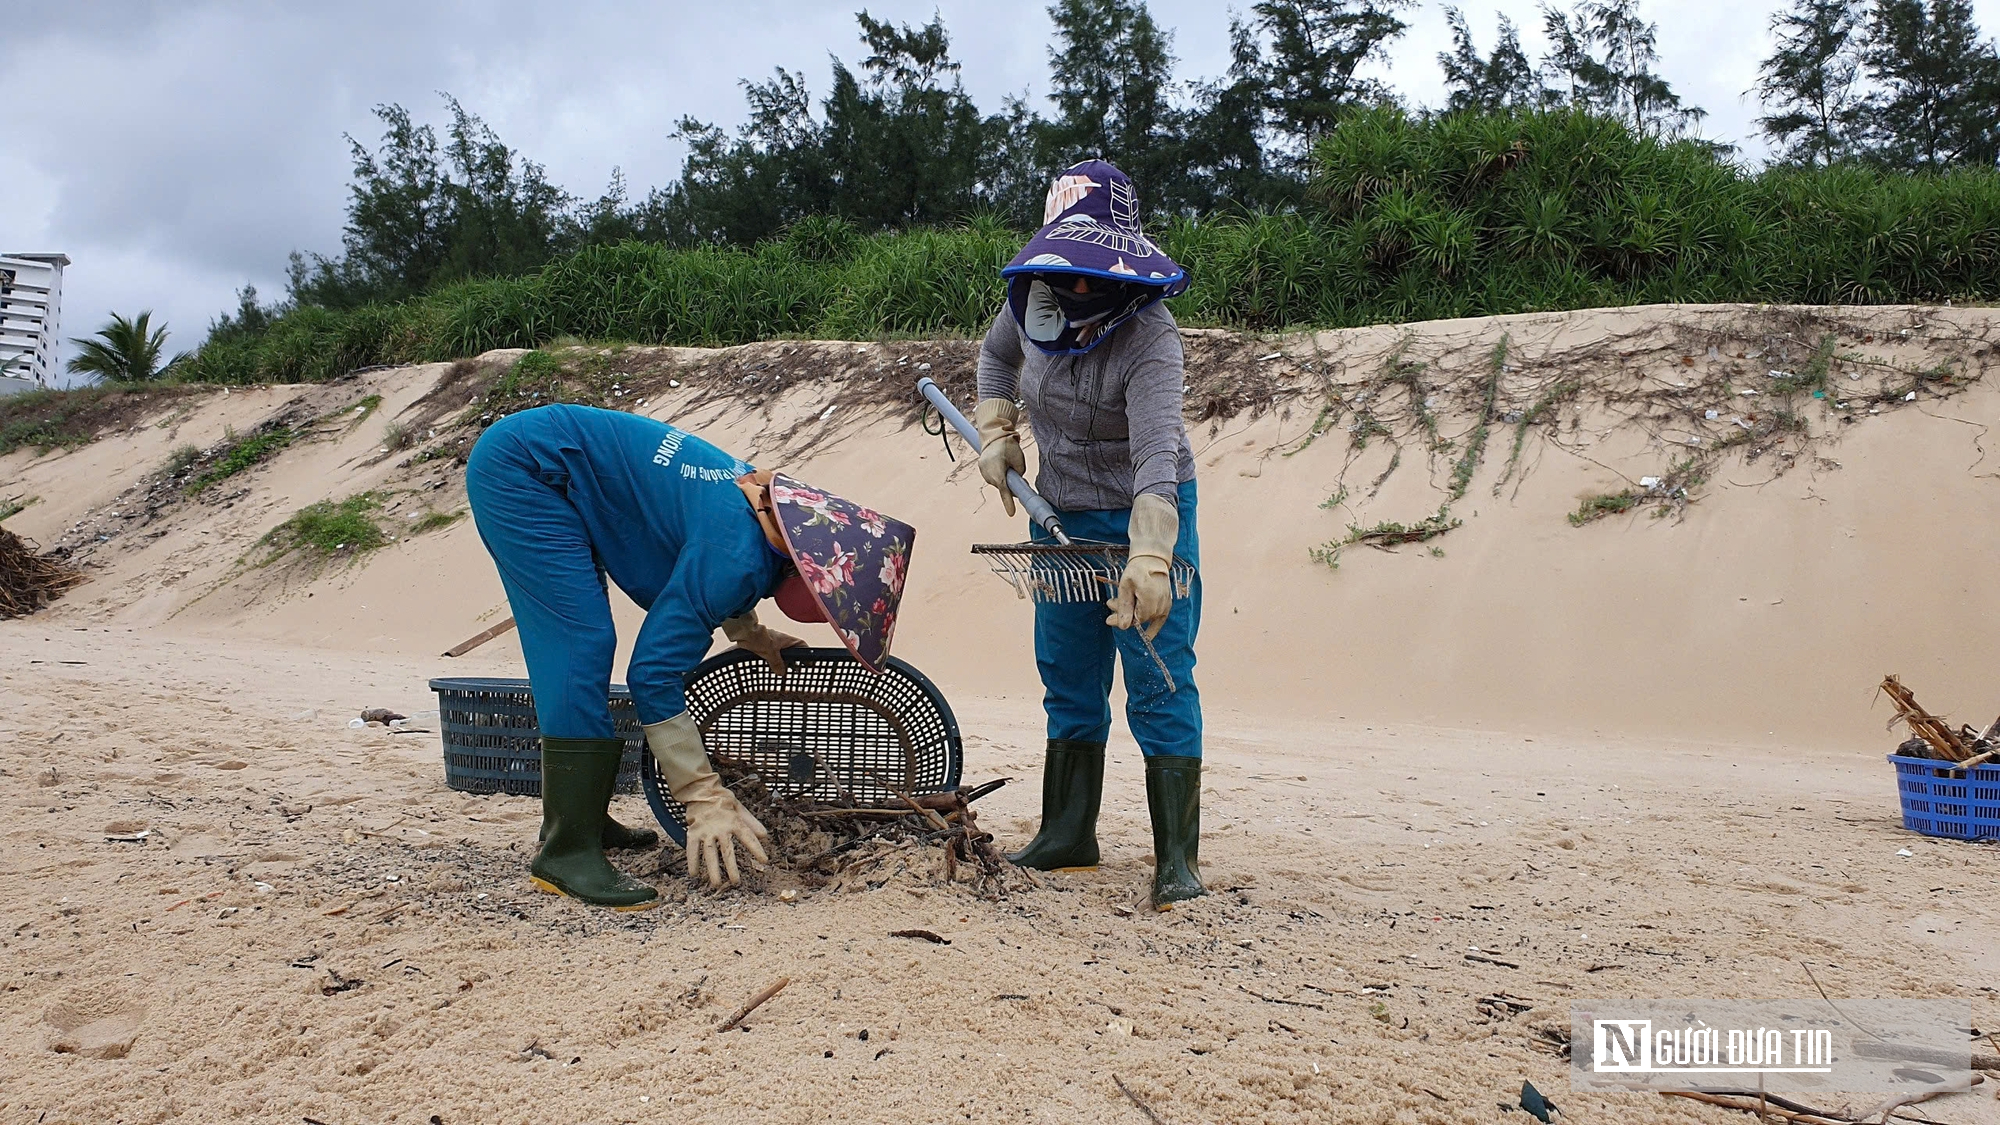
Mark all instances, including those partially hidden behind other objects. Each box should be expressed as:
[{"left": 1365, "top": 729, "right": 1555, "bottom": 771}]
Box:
[{"left": 0, "top": 253, "right": 70, "bottom": 388}]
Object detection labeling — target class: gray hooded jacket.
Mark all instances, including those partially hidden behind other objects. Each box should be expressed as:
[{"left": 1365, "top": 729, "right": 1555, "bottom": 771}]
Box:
[{"left": 973, "top": 301, "right": 1195, "bottom": 512}]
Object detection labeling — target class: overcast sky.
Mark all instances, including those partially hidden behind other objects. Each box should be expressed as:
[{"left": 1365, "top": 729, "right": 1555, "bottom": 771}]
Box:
[{"left": 5, "top": 0, "right": 1995, "bottom": 385}]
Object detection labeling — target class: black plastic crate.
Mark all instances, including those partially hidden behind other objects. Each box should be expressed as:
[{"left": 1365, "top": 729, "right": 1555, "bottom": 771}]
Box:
[
  {"left": 429, "top": 677, "right": 644, "bottom": 796},
  {"left": 641, "top": 648, "right": 963, "bottom": 847}
]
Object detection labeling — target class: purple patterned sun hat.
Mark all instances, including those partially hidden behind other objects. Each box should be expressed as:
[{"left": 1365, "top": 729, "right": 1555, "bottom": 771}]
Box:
[
  {"left": 1002, "top": 159, "right": 1189, "bottom": 354},
  {"left": 769, "top": 473, "right": 915, "bottom": 673}
]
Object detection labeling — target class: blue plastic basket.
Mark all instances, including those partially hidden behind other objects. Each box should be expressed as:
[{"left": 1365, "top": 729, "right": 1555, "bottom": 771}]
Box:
[
  {"left": 1888, "top": 752, "right": 2000, "bottom": 841},
  {"left": 428, "top": 677, "right": 645, "bottom": 797}
]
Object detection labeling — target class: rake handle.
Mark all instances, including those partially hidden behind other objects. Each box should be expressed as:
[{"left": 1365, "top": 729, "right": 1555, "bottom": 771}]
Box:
[{"left": 917, "top": 377, "right": 1069, "bottom": 544}]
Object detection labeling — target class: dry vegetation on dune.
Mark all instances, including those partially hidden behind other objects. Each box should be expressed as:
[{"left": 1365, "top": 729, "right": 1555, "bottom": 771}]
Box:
[
  {"left": 25, "top": 302, "right": 1986, "bottom": 615},
  {"left": 0, "top": 384, "right": 201, "bottom": 456},
  {"left": 1229, "top": 305, "right": 1995, "bottom": 566},
  {"left": 348, "top": 303, "right": 1992, "bottom": 562},
  {"left": 9, "top": 303, "right": 1991, "bottom": 630},
  {"left": 0, "top": 527, "right": 84, "bottom": 618}
]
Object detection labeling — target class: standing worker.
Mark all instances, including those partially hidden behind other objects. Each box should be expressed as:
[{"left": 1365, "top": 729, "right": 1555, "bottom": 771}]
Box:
[
  {"left": 465, "top": 403, "right": 915, "bottom": 909},
  {"left": 973, "top": 160, "right": 1204, "bottom": 907}
]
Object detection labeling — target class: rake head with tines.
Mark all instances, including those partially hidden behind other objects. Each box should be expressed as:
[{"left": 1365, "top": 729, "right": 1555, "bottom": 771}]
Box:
[
  {"left": 919, "top": 376, "right": 1197, "bottom": 692},
  {"left": 971, "top": 540, "right": 1194, "bottom": 692},
  {"left": 971, "top": 541, "right": 1196, "bottom": 606}
]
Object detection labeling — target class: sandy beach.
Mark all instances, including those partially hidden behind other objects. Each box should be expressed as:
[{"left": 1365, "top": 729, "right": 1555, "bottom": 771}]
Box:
[{"left": 4, "top": 302, "right": 1998, "bottom": 1123}]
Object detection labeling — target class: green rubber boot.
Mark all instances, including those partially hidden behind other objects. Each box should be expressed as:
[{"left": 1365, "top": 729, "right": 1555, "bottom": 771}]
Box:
[
  {"left": 1145, "top": 755, "right": 1205, "bottom": 909},
  {"left": 529, "top": 738, "right": 659, "bottom": 910},
  {"left": 598, "top": 813, "right": 660, "bottom": 852},
  {"left": 1007, "top": 739, "right": 1104, "bottom": 871},
  {"left": 538, "top": 754, "right": 661, "bottom": 856}
]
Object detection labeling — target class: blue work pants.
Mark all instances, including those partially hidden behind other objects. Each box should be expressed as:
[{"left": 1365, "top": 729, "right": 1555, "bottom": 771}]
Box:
[
  {"left": 465, "top": 434, "right": 619, "bottom": 740},
  {"left": 1032, "top": 479, "right": 1202, "bottom": 758}
]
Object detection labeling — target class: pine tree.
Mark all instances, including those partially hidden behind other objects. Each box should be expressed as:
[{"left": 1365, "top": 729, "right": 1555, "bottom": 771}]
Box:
[
  {"left": 1184, "top": 14, "right": 1293, "bottom": 209},
  {"left": 823, "top": 11, "right": 995, "bottom": 228},
  {"left": 1757, "top": 0, "right": 1868, "bottom": 165},
  {"left": 1252, "top": 0, "right": 1411, "bottom": 156},
  {"left": 1539, "top": 2, "right": 1608, "bottom": 109},
  {"left": 437, "top": 95, "right": 573, "bottom": 282},
  {"left": 1043, "top": 0, "right": 1191, "bottom": 209},
  {"left": 1537, "top": 1, "right": 1701, "bottom": 134},
  {"left": 1596, "top": 0, "right": 1699, "bottom": 133},
  {"left": 1439, "top": 8, "right": 1540, "bottom": 112},
  {"left": 662, "top": 11, "right": 1016, "bottom": 240},
  {"left": 662, "top": 68, "right": 829, "bottom": 245},
  {"left": 1861, "top": 0, "right": 2000, "bottom": 167},
  {"left": 291, "top": 97, "right": 574, "bottom": 307}
]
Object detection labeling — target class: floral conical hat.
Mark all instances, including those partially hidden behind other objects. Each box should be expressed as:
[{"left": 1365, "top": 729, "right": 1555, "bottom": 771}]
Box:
[{"left": 769, "top": 474, "right": 915, "bottom": 673}]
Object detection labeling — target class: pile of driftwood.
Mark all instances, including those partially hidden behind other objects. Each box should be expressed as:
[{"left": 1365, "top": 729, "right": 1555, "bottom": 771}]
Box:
[
  {"left": 718, "top": 765, "right": 1029, "bottom": 897},
  {"left": 1881, "top": 674, "right": 2000, "bottom": 769},
  {"left": 0, "top": 528, "right": 83, "bottom": 619}
]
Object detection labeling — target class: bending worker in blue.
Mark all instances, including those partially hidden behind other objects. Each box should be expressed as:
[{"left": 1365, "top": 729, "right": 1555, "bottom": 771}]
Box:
[
  {"left": 975, "top": 160, "right": 1204, "bottom": 908},
  {"left": 466, "top": 403, "right": 916, "bottom": 910}
]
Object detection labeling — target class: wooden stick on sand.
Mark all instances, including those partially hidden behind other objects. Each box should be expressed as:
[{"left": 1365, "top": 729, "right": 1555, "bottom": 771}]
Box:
[
  {"left": 1113, "top": 1075, "right": 1170, "bottom": 1125},
  {"left": 443, "top": 617, "right": 517, "bottom": 658},
  {"left": 715, "top": 976, "right": 790, "bottom": 1033},
  {"left": 1859, "top": 1080, "right": 1981, "bottom": 1124},
  {"left": 1660, "top": 1090, "right": 1851, "bottom": 1124}
]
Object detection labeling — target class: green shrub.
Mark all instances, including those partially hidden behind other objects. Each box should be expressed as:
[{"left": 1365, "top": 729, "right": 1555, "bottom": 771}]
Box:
[
  {"left": 258, "top": 494, "right": 386, "bottom": 563},
  {"left": 409, "top": 509, "right": 464, "bottom": 534},
  {"left": 176, "top": 109, "right": 2000, "bottom": 385},
  {"left": 1569, "top": 490, "right": 1643, "bottom": 525},
  {"left": 185, "top": 426, "right": 295, "bottom": 494}
]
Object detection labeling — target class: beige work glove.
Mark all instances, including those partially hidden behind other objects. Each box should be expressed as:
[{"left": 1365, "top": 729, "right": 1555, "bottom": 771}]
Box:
[
  {"left": 720, "top": 611, "right": 804, "bottom": 673},
  {"left": 973, "top": 397, "right": 1026, "bottom": 517},
  {"left": 643, "top": 713, "right": 771, "bottom": 888},
  {"left": 1106, "top": 492, "right": 1178, "bottom": 640}
]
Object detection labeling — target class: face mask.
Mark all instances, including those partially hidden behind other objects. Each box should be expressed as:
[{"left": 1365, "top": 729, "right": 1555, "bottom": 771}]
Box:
[
  {"left": 1012, "top": 274, "right": 1158, "bottom": 354},
  {"left": 1047, "top": 280, "right": 1129, "bottom": 325}
]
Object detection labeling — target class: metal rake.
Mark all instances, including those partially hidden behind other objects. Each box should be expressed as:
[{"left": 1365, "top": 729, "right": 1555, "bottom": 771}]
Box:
[{"left": 919, "top": 377, "right": 1191, "bottom": 692}]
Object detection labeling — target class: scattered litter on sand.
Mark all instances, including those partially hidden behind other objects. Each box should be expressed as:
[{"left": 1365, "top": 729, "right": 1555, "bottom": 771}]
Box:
[{"left": 6, "top": 306, "right": 2000, "bottom": 1121}]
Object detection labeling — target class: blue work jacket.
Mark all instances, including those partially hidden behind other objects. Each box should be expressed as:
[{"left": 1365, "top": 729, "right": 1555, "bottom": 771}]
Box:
[{"left": 484, "top": 404, "right": 783, "bottom": 723}]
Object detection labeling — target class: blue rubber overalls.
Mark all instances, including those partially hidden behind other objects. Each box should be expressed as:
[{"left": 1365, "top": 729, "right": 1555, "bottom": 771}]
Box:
[{"left": 463, "top": 404, "right": 782, "bottom": 739}]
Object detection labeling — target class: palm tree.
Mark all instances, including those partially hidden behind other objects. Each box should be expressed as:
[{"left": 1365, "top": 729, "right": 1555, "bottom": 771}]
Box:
[{"left": 65, "top": 311, "right": 189, "bottom": 383}]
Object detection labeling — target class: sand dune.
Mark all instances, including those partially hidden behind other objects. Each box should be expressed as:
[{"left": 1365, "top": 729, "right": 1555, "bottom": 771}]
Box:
[
  {"left": 3, "top": 303, "right": 1997, "bottom": 1123},
  {"left": 8, "top": 302, "right": 1996, "bottom": 746}
]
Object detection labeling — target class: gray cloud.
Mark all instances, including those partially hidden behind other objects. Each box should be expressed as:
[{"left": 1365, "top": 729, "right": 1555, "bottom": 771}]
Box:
[{"left": 10, "top": 0, "right": 1987, "bottom": 385}]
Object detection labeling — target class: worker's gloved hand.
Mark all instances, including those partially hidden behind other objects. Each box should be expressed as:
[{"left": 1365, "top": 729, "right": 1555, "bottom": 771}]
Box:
[
  {"left": 720, "top": 612, "right": 805, "bottom": 673},
  {"left": 644, "top": 713, "right": 771, "bottom": 889},
  {"left": 974, "top": 398, "right": 1026, "bottom": 518},
  {"left": 1106, "top": 492, "right": 1178, "bottom": 640}
]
